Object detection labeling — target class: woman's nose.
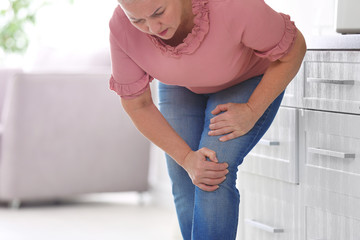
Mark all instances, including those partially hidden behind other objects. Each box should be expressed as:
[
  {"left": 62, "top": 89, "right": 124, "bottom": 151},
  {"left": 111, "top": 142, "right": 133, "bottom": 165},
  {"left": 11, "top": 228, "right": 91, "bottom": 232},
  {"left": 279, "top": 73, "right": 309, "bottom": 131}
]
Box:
[{"left": 147, "top": 19, "right": 161, "bottom": 34}]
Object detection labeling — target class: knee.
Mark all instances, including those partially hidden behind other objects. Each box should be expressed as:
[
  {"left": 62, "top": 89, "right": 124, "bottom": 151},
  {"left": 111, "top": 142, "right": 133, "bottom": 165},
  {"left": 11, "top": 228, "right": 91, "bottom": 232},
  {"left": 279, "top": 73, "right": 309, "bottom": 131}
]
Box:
[
  {"left": 194, "top": 178, "right": 240, "bottom": 223},
  {"left": 196, "top": 167, "right": 240, "bottom": 201},
  {"left": 219, "top": 166, "right": 239, "bottom": 195},
  {"left": 200, "top": 135, "right": 248, "bottom": 168}
]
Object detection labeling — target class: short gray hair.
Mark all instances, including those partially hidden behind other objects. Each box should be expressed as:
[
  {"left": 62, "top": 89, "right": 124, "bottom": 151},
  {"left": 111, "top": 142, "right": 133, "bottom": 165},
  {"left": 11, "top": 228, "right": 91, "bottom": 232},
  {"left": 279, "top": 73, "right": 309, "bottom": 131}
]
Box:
[{"left": 118, "top": 0, "right": 142, "bottom": 4}]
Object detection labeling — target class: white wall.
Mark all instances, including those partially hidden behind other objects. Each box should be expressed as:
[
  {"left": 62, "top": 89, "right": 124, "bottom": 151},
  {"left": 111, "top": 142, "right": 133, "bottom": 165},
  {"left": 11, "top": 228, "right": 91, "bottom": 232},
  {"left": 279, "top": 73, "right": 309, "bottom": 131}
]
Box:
[
  {"left": 265, "top": 0, "right": 338, "bottom": 37},
  {"left": 3, "top": 0, "right": 340, "bottom": 68},
  {"left": 17, "top": 0, "right": 117, "bottom": 71}
]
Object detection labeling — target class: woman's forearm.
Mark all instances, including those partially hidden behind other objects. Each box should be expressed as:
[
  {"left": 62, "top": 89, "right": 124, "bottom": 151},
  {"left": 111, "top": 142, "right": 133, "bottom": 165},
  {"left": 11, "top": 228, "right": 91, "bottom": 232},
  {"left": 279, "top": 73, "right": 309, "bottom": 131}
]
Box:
[
  {"left": 121, "top": 88, "right": 229, "bottom": 191},
  {"left": 121, "top": 91, "right": 192, "bottom": 166},
  {"left": 247, "top": 29, "right": 307, "bottom": 118}
]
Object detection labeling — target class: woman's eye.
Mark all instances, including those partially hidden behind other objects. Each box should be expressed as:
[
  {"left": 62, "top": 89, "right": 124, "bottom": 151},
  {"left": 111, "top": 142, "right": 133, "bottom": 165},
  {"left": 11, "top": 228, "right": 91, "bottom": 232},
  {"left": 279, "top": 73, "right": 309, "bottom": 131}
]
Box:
[
  {"left": 131, "top": 10, "right": 164, "bottom": 24},
  {"left": 133, "top": 19, "right": 144, "bottom": 24},
  {"left": 155, "top": 11, "right": 164, "bottom": 16}
]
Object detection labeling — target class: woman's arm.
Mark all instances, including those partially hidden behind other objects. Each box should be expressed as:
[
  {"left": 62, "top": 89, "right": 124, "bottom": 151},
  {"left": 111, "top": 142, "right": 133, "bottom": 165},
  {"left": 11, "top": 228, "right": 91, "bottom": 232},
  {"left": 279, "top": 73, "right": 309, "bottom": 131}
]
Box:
[
  {"left": 121, "top": 88, "right": 229, "bottom": 191},
  {"left": 246, "top": 29, "right": 307, "bottom": 118},
  {"left": 209, "top": 29, "right": 306, "bottom": 141}
]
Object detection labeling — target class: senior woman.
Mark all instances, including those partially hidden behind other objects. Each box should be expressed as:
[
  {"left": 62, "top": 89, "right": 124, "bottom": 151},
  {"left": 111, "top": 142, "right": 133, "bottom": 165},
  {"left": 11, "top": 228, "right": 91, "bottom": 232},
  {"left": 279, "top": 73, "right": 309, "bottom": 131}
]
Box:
[{"left": 109, "top": 0, "right": 306, "bottom": 238}]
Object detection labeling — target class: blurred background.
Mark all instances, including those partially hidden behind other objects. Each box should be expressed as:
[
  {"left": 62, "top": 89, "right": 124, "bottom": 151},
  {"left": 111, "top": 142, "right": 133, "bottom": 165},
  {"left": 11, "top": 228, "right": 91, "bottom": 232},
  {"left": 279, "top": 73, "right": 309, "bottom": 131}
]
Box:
[
  {"left": 0, "top": 0, "right": 339, "bottom": 68},
  {"left": 0, "top": 0, "right": 357, "bottom": 239},
  {"left": 0, "top": 0, "right": 115, "bottom": 69}
]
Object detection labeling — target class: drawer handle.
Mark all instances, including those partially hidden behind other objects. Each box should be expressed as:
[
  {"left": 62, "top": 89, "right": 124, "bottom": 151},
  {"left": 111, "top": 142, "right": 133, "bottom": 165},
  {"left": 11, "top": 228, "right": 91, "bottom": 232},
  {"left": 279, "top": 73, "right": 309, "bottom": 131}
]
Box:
[
  {"left": 307, "top": 77, "right": 355, "bottom": 85},
  {"left": 259, "top": 139, "right": 280, "bottom": 146},
  {"left": 308, "top": 147, "right": 355, "bottom": 159},
  {"left": 245, "top": 219, "right": 284, "bottom": 233}
]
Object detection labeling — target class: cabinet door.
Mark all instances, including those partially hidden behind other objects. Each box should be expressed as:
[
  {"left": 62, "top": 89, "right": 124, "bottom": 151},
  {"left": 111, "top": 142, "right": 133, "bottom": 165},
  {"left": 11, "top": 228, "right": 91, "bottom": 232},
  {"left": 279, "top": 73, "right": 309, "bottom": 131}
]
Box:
[
  {"left": 241, "top": 107, "right": 299, "bottom": 184},
  {"left": 301, "top": 109, "right": 360, "bottom": 198},
  {"left": 303, "top": 51, "right": 360, "bottom": 114},
  {"left": 237, "top": 173, "right": 299, "bottom": 240},
  {"left": 303, "top": 187, "right": 360, "bottom": 240}
]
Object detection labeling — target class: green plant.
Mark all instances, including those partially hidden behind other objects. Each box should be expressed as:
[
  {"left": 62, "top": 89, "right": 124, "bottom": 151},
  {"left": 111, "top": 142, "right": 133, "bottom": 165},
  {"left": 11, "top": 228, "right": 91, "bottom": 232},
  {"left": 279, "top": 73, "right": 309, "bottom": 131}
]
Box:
[{"left": 0, "top": 0, "right": 74, "bottom": 54}]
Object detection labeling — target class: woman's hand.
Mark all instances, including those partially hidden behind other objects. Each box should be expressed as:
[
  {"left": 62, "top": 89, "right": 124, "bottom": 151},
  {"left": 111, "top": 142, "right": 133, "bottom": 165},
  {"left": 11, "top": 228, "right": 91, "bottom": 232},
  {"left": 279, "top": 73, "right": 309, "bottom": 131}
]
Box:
[
  {"left": 208, "top": 102, "right": 261, "bottom": 142},
  {"left": 182, "top": 148, "right": 229, "bottom": 192}
]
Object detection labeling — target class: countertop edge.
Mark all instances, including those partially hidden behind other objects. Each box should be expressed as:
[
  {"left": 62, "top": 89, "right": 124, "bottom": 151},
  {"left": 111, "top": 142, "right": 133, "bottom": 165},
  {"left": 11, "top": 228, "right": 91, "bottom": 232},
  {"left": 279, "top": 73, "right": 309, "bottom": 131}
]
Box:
[{"left": 305, "top": 34, "right": 360, "bottom": 50}]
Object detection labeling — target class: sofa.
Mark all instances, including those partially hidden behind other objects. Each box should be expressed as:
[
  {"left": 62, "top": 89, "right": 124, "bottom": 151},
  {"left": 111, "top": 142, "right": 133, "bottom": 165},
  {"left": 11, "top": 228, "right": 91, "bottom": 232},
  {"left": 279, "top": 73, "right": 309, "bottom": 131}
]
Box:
[{"left": 0, "top": 70, "right": 150, "bottom": 207}]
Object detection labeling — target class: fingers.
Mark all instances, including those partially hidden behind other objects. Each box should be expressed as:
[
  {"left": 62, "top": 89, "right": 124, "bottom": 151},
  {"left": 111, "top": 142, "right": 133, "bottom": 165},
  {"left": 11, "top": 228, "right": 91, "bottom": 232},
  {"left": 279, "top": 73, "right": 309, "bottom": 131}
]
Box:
[
  {"left": 204, "top": 161, "right": 228, "bottom": 171},
  {"left": 196, "top": 176, "right": 227, "bottom": 192},
  {"left": 196, "top": 168, "right": 229, "bottom": 191},
  {"left": 205, "top": 169, "right": 229, "bottom": 178},
  {"left": 211, "top": 103, "right": 230, "bottom": 115},
  {"left": 186, "top": 148, "right": 231, "bottom": 192},
  {"left": 209, "top": 120, "right": 229, "bottom": 131},
  {"left": 203, "top": 176, "right": 227, "bottom": 185},
  {"left": 193, "top": 175, "right": 227, "bottom": 191},
  {"left": 210, "top": 112, "right": 227, "bottom": 124},
  {"left": 219, "top": 132, "right": 239, "bottom": 142},
  {"left": 198, "top": 147, "right": 218, "bottom": 162},
  {"left": 208, "top": 127, "right": 233, "bottom": 137},
  {"left": 198, "top": 184, "right": 219, "bottom": 192}
]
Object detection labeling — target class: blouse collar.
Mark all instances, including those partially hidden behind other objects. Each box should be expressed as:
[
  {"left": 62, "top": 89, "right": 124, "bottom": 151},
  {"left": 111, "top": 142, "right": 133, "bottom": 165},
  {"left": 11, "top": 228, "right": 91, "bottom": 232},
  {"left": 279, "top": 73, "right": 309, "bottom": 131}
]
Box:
[{"left": 147, "top": 0, "right": 210, "bottom": 58}]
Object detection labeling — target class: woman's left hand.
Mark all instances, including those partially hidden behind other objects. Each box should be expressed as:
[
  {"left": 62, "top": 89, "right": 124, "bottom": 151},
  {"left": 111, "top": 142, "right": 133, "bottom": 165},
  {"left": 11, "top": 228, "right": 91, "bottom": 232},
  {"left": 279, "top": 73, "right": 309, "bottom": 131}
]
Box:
[{"left": 208, "top": 102, "right": 261, "bottom": 142}]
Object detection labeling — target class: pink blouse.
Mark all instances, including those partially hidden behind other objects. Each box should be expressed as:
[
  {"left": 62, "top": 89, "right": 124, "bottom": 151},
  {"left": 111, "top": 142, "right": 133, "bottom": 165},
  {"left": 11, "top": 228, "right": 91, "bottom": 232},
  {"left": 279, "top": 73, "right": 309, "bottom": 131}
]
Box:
[{"left": 109, "top": 0, "right": 297, "bottom": 99}]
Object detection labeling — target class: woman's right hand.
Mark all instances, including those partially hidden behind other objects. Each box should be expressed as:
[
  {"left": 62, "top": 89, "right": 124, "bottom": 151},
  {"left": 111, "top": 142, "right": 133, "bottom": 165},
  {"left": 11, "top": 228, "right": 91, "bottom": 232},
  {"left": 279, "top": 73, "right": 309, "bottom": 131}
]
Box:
[{"left": 182, "top": 148, "right": 229, "bottom": 192}]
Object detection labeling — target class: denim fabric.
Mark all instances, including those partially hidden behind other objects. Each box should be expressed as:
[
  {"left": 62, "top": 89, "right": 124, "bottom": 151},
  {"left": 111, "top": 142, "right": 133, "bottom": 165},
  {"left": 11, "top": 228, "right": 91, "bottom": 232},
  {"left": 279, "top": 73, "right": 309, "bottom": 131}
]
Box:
[{"left": 158, "top": 75, "right": 284, "bottom": 240}]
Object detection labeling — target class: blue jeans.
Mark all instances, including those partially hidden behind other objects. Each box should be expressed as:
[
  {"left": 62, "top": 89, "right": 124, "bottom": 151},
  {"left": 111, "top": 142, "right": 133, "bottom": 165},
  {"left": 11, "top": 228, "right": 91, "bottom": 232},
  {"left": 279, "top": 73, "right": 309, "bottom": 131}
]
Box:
[{"left": 158, "top": 75, "right": 284, "bottom": 240}]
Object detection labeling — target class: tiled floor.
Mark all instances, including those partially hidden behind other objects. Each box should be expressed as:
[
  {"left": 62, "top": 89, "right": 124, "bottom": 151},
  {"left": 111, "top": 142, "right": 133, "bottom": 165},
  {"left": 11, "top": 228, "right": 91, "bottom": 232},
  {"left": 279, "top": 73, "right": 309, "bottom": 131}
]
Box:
[{"left": 0, "top": 193, "right": 182, "bottom": 240}]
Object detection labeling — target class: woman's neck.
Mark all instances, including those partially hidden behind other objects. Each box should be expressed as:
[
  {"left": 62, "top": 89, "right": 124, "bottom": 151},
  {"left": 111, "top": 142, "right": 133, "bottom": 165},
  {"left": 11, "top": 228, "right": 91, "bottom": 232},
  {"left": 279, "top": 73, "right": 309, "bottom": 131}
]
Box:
[{"left": 163, "top": 0, "right": 195, "bottom": 46}]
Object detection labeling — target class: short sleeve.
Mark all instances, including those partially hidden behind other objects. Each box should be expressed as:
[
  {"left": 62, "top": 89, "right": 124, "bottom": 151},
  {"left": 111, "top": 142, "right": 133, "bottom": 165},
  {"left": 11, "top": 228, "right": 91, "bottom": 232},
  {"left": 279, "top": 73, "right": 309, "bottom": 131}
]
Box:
[
  {"left": 230, "top": 0, "right": 297, "bottom": 61},
  {"left": 109, "top": 15, "right": 153, "bottom": 99}
]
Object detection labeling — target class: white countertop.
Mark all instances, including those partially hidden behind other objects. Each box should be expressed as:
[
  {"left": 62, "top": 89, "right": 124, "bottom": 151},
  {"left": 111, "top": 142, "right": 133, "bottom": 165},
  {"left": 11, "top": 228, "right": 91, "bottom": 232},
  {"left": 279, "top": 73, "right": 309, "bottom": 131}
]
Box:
[{"left": 305, "top": 34, "right": 360, "bottom": 50}]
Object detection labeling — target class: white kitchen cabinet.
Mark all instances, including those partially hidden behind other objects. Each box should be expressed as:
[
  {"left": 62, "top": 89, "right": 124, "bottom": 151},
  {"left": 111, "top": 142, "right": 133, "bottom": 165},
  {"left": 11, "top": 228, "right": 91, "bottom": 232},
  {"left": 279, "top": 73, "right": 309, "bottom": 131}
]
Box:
[
  {"left": 303, "top": 51, "right": 360, "bottom": 114},
  {"left": 281, "top": 66, "right": 304, "bottom": 108},
  {"left": 300, "top": 109, "right": 360, "bottom": 197},
  {"left": 237, "top": 105, "right": 301, "bottom": 240},
  {"left": 237, "top": 49, "right": 360, "bottom": 240},
  {"left": 237, "top": 172, "right": 300, "bottom": 240},
  {"left": 241, "top": 107, "right": 299, "bottom": 184},
  {"left": 302, "top": 187, "right": 360, "bottom": 240},
  {"left": 298, "top": 50, "right": 360, "bottom": 240}
]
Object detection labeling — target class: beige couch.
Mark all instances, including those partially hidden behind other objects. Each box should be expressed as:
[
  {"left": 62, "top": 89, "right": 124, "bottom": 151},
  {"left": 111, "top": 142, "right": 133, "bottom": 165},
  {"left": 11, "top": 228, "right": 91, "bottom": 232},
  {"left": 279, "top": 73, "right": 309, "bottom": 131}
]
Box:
[{"left": 0, "top": 70, "right": 150, "bottom": 207}]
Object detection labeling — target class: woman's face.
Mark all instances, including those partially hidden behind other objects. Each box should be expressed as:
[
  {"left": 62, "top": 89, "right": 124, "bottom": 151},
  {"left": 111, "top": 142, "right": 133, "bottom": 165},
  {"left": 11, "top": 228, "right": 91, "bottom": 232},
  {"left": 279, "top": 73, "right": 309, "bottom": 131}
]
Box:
[{"left": 119, "top": 0, "right": 184, "bottom": 40}]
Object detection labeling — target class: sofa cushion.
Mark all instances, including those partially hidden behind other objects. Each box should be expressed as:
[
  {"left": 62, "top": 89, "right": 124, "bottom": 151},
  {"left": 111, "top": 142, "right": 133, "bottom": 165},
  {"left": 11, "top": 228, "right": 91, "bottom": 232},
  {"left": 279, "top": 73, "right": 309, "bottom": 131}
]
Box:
[{"left": 0, "top": 69, "right": 22, "bottom": 121}]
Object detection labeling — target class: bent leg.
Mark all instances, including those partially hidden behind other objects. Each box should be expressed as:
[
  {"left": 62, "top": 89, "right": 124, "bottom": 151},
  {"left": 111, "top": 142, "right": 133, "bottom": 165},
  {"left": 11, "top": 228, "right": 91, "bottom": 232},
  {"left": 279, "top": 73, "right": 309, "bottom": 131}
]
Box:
[
  {"left": 158, "top": 82, "right": 207, "bottom": 240},
  {"left": 191, "top": 76, "right": 285, "bottom": 240}
]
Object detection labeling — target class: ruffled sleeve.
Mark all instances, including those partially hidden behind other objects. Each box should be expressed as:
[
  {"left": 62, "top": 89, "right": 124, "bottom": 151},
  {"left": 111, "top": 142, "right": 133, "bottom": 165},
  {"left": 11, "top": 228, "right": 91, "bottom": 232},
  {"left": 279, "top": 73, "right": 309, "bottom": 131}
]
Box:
[
  {"left": 252, "top": 13, "right": 297, "bottom": 61},
  {"left": 109, "top": 12, "right": 153, "bottom": 99},
  {"left": 109, "top": 72, "right": 153, "bottom": 99},
  {"left": 232, "top": 0, "right": 297, "bottom": 62}
]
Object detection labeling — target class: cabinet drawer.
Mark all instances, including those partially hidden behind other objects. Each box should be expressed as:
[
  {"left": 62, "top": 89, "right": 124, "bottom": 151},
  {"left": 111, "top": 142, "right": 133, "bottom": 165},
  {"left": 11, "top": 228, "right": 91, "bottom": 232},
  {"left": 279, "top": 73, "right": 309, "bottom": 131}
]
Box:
[
  {"left": 302, "top": 110, "right": 360, "bottom": 197},
  {"left": 303, "top": 51, "right": 360, "bottom": 114},
  {"left": 241, "top": 107, "right": 299, "bottom": 184},
  {"left": 305, "top": 207, "right": 360, "bottom": 240},
  {"left": 237, "top": 172, "right": 300, "bottom": 240},
  {"left": 303, "top": 187, "right": 360, "bottom": 240},
  {"left": 241, "top": 190, "right": 297, "bottom": 240}
]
